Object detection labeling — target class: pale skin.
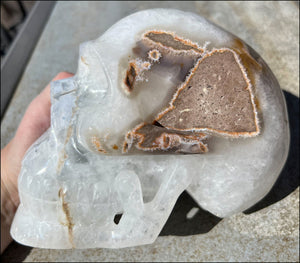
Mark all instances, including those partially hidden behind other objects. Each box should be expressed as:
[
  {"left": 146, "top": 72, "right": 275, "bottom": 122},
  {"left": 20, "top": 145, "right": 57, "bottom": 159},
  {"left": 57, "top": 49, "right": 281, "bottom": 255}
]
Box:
[{"left": 1, "top": 72, "right": 74, "bottom": 253}]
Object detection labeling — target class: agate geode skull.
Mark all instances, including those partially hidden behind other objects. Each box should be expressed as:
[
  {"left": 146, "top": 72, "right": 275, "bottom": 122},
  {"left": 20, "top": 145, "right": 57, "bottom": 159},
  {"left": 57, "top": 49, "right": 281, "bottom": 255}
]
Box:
[{"left": 11, "top": 9, "right": 289, "bottom": 249}]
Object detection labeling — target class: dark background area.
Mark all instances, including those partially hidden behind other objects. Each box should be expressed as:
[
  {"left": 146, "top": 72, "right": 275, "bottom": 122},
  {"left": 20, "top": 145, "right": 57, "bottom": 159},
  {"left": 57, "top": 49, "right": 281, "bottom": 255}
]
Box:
[
  {"left": 1, "top": 1, "right": 36, "bottom": 58},
  {"left": 1, "top": 1, "right": 55, "bottom": 118}
]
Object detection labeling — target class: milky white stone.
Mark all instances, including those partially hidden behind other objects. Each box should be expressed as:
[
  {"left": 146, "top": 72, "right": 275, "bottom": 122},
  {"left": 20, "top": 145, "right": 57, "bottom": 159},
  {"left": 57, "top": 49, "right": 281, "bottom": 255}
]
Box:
[{"left": 11, "top": 9, "right": 289, "bottom": 249}]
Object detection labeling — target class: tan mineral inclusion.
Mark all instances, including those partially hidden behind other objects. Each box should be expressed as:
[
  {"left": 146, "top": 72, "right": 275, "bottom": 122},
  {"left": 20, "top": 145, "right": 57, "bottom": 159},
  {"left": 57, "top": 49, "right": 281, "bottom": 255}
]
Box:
[{"left": 11, "top": 9, "right": 289, "bottom": 249}]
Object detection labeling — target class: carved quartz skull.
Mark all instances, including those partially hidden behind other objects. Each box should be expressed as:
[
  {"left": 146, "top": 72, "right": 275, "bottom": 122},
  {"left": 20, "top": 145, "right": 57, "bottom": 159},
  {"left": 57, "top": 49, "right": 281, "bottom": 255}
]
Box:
[{"left": 11, "top": 9, "right": 289, "bottom": 249}]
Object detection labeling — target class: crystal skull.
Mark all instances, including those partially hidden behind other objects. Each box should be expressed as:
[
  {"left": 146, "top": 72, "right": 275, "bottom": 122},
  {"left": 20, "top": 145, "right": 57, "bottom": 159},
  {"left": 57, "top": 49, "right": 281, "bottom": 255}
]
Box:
[{"left": 10, "top": 8, "right": 290, "bottom": 249}]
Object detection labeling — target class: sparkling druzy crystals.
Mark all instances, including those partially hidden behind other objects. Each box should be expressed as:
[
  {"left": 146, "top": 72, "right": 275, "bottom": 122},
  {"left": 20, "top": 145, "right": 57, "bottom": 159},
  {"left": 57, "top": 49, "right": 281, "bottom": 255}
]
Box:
[{"left": 11, "top": 9, "right": 289, "bottom": 249}]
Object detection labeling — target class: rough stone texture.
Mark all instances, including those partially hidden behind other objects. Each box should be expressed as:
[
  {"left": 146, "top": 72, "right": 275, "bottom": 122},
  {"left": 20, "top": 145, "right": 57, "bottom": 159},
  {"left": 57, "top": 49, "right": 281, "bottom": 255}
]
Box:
[{"left": 1, "top": 1, "right": 299, "bottom": 262}]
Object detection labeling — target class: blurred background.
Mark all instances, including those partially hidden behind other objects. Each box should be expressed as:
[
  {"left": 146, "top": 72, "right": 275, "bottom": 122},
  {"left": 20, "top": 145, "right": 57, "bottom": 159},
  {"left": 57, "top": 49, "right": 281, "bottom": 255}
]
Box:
[
  {"left": 1, "top": 1, "right": 55, "bottom": 118},
  {"left": 1, "top": 1, "right": 36, "bottom": 57}
]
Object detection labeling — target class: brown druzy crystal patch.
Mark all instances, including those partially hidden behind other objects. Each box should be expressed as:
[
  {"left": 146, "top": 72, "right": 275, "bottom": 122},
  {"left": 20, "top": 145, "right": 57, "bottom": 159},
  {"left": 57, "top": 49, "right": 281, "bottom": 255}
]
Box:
[
  {"left": 144, "top": 31, "right": 203, "bottom": 54},
  {"left": 156, "top": 49, "right": 259, "bottom": 137},
  {"left": 124, "top": 62, "right": 138, "bottom": 93},
  {"left": 125, "top": 123, "right": 208, "bottom": 154}
]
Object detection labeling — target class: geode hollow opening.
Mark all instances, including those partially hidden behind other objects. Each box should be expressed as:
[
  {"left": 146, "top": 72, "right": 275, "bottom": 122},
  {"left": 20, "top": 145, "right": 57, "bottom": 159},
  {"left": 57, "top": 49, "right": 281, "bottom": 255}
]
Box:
[{"left": 122, "top": 31, "right": 259, "bottom": 154}]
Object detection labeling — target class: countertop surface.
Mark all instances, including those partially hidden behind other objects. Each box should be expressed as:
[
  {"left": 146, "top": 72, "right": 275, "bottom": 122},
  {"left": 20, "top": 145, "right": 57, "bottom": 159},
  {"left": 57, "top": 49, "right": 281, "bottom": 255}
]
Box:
[{"left": 1, "top": 1, "right": 299, "bottom": 262}]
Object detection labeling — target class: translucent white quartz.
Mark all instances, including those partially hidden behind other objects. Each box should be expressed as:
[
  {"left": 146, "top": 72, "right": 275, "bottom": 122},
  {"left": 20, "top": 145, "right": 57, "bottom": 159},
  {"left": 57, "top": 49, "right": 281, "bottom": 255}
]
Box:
[{"left": 11, "top": 9, "right": 290, "bottom": 249}]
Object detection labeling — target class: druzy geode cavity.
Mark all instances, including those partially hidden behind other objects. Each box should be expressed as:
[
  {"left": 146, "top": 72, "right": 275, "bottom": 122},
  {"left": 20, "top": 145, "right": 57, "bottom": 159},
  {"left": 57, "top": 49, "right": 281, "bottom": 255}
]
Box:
[{"left": 11, "top": 9, "right": 289, "bottom": 249}]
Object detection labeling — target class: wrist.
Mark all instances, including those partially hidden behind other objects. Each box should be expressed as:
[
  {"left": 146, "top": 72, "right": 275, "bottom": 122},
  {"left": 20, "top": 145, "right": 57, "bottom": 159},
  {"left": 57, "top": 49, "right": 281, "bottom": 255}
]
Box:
[
  {"left": 1, "top": 141, "right": 20, "bottom": 221},
  {"left": 1, "top": 141, "right": 20, "bottom": 253},
  {"left": 1, "top": 186, "right": 15, "bottom": 254},
  {"left": 1, "top": 181, "right": 18, "bottom": 225}
]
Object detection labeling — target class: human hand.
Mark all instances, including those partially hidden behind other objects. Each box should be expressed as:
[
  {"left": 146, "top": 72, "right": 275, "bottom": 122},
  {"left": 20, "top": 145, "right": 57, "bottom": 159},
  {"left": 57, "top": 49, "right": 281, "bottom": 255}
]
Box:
[{"left": 1, "top": 72, "right": 74, "bottom": 253}]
